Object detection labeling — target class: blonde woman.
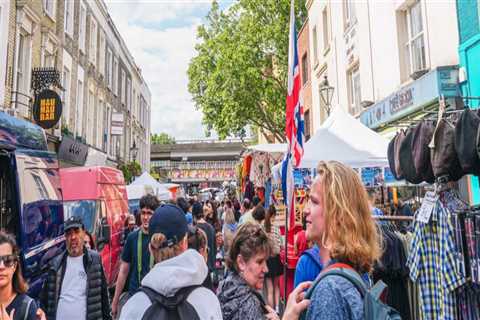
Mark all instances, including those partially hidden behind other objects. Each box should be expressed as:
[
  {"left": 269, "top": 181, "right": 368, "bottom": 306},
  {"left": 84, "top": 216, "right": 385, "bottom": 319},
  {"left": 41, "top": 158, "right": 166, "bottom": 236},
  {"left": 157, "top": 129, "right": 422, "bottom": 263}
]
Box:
[
  {"left": 303, "top": 161, "right": 382, "bottom": 320},
  {"left": 119, "top": 204, "right": 222, "bottom": 320},
  {"left": 222, "top": 208, "right": 237, "bottom": 255}
]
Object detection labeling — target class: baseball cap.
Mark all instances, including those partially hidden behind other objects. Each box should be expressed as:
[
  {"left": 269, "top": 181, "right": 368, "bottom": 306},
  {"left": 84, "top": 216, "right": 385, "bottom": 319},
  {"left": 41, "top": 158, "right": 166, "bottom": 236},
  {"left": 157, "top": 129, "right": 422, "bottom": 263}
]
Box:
[
  {"left": 149, "top": 204, "right": 188, "bottom": 248},
  {"left": 64, "top": 216, "right": 84, "bottom": 232}
]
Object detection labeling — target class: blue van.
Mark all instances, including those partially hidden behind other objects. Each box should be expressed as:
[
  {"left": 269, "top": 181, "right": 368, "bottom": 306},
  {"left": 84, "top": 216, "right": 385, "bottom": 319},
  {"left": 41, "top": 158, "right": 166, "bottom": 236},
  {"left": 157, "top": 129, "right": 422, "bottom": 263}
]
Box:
[{"left": 0, "top": 111, "right": 64, "bottom": 297}]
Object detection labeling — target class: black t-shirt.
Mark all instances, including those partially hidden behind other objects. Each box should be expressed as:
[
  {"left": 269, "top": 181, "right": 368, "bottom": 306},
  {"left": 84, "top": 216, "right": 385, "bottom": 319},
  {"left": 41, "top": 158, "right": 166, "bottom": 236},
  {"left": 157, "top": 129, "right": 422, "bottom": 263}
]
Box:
[
  {"left": 6, "top": 294, "right": 38, "bottom": 320},
  {"left": 197, "top": 222, "right": 216, "bottom": 271}
]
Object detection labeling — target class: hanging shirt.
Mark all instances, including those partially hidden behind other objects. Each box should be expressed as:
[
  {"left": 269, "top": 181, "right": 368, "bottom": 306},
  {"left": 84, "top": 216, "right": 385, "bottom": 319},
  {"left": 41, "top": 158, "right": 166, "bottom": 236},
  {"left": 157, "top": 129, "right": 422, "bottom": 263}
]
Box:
[
  {"left": 406, "top": 192, "right": 466, "bottom": 320},
  {"left": 56, "top": 255, "right": 87, "bottom": 320}
]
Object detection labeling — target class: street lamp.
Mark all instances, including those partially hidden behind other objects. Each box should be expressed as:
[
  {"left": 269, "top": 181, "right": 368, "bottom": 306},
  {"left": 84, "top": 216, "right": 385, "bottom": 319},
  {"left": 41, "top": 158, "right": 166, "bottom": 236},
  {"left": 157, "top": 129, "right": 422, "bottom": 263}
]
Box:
[
  {"left": 319, "top": 75, "right": 335, "bottom": 116},
  {"left": 130, "top": 139, "right": 139, "bottom": 162}
]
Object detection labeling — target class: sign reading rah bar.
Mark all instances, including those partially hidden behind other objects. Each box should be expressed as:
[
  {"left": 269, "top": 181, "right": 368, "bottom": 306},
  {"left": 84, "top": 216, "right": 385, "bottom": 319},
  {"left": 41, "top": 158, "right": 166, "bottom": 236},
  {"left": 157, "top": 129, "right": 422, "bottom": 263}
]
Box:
[{"left": 360, "top": 66, "right": 459, "bottom": 129}]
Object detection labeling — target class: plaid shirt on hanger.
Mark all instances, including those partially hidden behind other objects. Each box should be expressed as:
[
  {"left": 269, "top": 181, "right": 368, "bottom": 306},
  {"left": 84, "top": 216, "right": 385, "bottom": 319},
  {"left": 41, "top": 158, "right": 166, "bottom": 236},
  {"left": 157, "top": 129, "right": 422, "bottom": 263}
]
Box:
[{"left": 407, "top": 191, "right": 466, "bottom": 320}]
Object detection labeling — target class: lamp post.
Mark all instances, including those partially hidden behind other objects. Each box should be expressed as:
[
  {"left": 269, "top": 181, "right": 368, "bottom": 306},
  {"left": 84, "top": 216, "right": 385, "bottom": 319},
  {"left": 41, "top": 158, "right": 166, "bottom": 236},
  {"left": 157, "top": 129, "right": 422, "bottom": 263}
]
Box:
[
  {"left": 130, "top": 139, "right": 139, "bottom": 162},
  {"left": 319, "top": 75, "right": 335, "bottom": 116}
]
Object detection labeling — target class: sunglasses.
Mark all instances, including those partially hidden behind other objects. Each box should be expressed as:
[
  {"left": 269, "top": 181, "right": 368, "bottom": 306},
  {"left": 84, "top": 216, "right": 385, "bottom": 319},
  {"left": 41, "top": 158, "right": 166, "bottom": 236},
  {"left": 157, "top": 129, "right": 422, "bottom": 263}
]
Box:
[{"left": 0, "top": 255, "right": 17, "bottom": 268}]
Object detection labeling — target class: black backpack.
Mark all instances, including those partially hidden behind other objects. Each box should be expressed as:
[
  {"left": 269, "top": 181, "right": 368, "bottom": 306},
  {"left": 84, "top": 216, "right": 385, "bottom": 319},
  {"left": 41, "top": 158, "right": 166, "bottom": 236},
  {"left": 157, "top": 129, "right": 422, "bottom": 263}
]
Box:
[{"left": 138, "top": 285, "right": 201, "bottom": 320}]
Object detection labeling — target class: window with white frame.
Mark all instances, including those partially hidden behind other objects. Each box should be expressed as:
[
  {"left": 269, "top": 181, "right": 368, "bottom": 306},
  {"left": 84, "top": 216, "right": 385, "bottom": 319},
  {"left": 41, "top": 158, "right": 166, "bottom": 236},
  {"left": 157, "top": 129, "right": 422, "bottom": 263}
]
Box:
[
  {"left": 348, "top": 67, "right": 361, "bottom": 115},
  {"left": 97, "top": 100, "right": 103, "bottom": 148},
  {"left": 16, "top": 32, "right": 32, "bottom": 117},
  {"left": 344, "top": 0, "right": 356, "bottom": 29},
  {"left": 76, "top": 79, "right": 84, "bottom": 138},
  {"left": 88, "top": 91, "right": 95, "bottom": 144},
  {"left": 121, "top": 70, "right": 126, "bottom": 104},
  {"left": 42, "top": 37, "right": 55, "bottom": 67},
  {"left": 112, "top": 57, "right": 118, "bottom": 95},
  {"left": 89, "top": 17, "right": 97, "bottom": 65},
  {"left": 405, "top": 0, "right": 426, "bottom": 74},
  {"left": 126, "top": 78, "right": 131, "bottom": 111},
  {"left": 106, "top": 48, "right": 112, "bottom": 88},
  {"left": 322, "top": 7, "right": 329, "bottom": 51},
  {"left": 312, "top": 26, "right": 319, "bottom": 65},
  {"left": 43, "top": 0, "right": 56, "bottom": 19},
  {"left": 64, "top": 0, "right": 74, "bottom": 36},
  {"left": 79, "top": 2, "right": 86, "bottom": 53},
  {"left": 62, "top": 67, "right": 71, "bottom": 127},
  {"left": 99, "top": 31, "right": 105, "bottom": 76}
]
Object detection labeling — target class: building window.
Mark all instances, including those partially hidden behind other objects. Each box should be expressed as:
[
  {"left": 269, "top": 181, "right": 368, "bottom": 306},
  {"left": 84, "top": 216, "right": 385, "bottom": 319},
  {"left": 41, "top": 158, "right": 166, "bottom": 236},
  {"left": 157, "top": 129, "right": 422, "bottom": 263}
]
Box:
[
  {"left": 322, "top": 7, "right": 329, "bottom": 51},
  {"left": 126, "top": 78, "right": 131, "bottom": 111},
  {"left": 312, "top": 26, "right": 319, "bottom": 65},
  {"left": 76, "top": 79, "right": 84, "bottom": 138},
  {"left": 301, "top": 53, "right": 308, "bottom": 86},
  {"left": 405, "top": 0, "right": 426, "bottom": 74},
  {"left": 99, "top": 31, "right": 105, "bottom": 76},
  {"left": 112, "top": 57, "right": 118, "bottom": 95},
  {"left": 344, "top": 0, "right": 356, "bottom": 29},
  {"left": 16, "top": 32, "right": 32, "bottom": 118},
  {"left": 43, "top": 0, "right": 56, "bottom": 19},
  {"left": 106, "top": 48, "right": 112, "bottom": 89},
  {"left": 62, "top": 67, "right": 70, "bottom": 127},
  {"left": 79, "top": 2, "right": 86, "bottom": 53},
  {"left": 304, "top": 109, "right": 311, "bottom": 141},
  {"left": 121, "top": 70, "right": 126, "bottom": 104},
  {"left": 348, "top": 67, "right": 361, "bottom": 115},
  {"left": 88, "top": 91, "right": 95, "bottom": 144},
  {"left": 42, "top": 37, "right": 55, "bottom": 67},
  {"left": 89, "top": 17, "right": 97, "bottom": 65},
  {"left": 64, "top": 0, "right": 73, "bottom": 35},
  {"left": 97, "top": 100, "right": 103, "bottom": 148}
]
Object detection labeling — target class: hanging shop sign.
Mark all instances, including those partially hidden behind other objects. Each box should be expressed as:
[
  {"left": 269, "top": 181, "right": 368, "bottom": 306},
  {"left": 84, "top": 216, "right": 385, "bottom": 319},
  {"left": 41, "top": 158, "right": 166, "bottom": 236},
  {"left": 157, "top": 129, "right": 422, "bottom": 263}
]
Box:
[
  {"left": 111, "top": 113, "right": 124, "bottom": 136},
  {"left": 360, "top": 66, "right": 460, "bottom": 129},
  {"left": 58, "top": 135, "right": 88, "bottom": 166},
  {"left": 32, "top": 89, "right": 62, "bottom": 129}
]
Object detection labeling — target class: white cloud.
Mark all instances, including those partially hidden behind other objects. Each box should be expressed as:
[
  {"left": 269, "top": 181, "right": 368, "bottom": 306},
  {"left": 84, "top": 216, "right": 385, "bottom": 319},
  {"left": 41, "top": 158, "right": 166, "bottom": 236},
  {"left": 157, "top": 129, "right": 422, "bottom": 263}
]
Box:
[{"left": 105, "top": 1, "right": 224, "bottom": 139}]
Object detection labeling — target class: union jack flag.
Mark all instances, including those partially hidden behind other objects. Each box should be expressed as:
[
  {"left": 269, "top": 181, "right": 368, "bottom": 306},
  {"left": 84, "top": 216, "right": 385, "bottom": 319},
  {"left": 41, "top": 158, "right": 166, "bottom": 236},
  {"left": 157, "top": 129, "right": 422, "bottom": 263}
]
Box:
[{"left": 282, "top": 0, "right": 304, "bottom": 238}]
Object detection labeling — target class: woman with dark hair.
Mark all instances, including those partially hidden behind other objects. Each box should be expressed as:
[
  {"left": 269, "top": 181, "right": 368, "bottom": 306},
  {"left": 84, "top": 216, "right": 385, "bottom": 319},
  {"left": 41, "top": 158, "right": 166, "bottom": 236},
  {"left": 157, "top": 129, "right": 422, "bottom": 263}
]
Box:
[
  {"left": 264, "top": 205, "right": 283, "bottom": 312},
  {"left": 187, "top": 225, "right": 214, "bottom": 290},
  {"left": 217, "top": 222, "right": 278, "bottom": 320},
  {"left": 83, "top": 231, "right": 95, "bottom": 250},
  {"left": 0, "top": 232, "right": 39, "bottom": 320},
  {"left": 192, "top": 202, "right": 217, "bottom": 284},
  {"left": 205, "top": 200, "right": 221, "bottom": 232}
]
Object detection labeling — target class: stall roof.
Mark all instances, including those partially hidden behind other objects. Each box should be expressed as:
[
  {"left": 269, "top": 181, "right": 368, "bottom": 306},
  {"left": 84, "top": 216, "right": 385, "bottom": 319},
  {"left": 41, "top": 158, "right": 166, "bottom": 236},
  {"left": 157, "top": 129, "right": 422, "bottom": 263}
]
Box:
[
  {"left": 129, "top": 172, "right": 171, "bottom": 200},
  {"left": 246, "top": 143, "right": 287, "bottom": 153},
  {"left": 299, "top": 108, "right": 389, "bottom": 168}
]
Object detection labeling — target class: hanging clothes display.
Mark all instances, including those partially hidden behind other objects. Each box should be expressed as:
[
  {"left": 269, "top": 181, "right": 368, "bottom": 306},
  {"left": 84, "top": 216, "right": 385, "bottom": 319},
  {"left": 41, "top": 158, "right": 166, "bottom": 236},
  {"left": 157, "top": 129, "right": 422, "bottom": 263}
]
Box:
[{"left": 249, "top": 152, "right": 271, "bottom": 187}]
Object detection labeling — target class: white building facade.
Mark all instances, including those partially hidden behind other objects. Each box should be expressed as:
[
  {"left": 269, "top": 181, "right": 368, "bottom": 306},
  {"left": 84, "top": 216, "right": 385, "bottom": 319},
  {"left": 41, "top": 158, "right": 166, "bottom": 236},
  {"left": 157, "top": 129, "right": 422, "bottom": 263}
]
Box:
[{"left": 307, "top": 0, "right": 459, "bottom": 133}]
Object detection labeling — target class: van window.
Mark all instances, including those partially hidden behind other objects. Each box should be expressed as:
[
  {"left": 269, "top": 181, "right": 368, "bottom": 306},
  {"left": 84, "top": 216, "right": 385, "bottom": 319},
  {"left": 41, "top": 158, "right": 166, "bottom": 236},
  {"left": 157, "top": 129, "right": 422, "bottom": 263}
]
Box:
[
  {"left": 0, "top": 154, "right": 18, "bottom": 234},
  {"left": 23, "top": 202, "right": 63, "bottom": 248},
  {"left": 63, "top": 200, "right": 98, "bottom": 234}
]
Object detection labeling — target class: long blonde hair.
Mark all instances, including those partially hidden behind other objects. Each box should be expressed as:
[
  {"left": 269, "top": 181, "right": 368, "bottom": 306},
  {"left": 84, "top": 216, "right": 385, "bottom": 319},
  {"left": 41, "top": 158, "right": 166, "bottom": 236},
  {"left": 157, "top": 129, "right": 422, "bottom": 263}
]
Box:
[
  {"left": 150, "top": 233, "right": 185, "bottom": 263},
  {"left": 316, "top": 161, "right": 382, "bottom": 273}
]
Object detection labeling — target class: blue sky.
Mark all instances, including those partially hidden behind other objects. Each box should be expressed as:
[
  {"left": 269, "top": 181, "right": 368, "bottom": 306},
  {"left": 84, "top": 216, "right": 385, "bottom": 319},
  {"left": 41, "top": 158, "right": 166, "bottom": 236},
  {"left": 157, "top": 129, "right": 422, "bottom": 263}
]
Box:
[{"left": 106, "top": 0, "right": 234, "bottom": 140}]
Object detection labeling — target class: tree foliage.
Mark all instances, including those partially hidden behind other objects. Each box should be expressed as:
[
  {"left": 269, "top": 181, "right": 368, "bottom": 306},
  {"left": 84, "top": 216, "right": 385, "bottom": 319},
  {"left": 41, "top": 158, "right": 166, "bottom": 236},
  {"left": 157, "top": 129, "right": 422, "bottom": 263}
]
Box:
[
  {"left": 120, "top": 161, "right": 142, "bottom": 183},
  {"left": 188, "top": 0, "right": 307, "bottom": 142},
  {"left": 151, "top": 132, "right": 176, "bottom": 144}
]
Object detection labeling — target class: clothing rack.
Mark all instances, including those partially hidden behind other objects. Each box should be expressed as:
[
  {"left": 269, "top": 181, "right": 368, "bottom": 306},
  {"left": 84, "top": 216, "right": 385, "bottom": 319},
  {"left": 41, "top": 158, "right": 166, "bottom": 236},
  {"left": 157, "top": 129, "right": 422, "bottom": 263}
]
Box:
[{"left": 374, "top": 215, "right": 414, "bottom": 221}]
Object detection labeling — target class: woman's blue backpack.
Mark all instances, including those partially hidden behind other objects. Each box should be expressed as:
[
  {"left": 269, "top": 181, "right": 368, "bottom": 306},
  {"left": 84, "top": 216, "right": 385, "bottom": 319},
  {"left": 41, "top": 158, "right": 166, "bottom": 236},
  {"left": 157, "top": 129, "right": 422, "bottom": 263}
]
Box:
[{"left": 300, "top": 263, "right": 402, "bottom": 320}]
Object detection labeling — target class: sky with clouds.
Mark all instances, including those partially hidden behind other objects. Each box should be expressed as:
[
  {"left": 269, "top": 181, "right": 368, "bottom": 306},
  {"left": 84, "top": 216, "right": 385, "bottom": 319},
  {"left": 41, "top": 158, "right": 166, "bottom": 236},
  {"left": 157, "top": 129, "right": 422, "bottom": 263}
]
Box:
[{"left": 105, "top": 0, "right": 234, "bottom": 140}]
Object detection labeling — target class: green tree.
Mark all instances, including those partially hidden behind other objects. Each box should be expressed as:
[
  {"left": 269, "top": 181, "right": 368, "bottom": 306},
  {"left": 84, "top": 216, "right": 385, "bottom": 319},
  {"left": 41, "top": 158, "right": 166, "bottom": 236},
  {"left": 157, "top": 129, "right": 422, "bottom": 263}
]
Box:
[
  {"left": 188, "top": 0, "right": 307, "bottom": 142},
  {"left": 120, "top": 161, "right": 142, "bottom": 183},
  {"left": 151, "top": 132, "right": 176, "bottom": 144}
]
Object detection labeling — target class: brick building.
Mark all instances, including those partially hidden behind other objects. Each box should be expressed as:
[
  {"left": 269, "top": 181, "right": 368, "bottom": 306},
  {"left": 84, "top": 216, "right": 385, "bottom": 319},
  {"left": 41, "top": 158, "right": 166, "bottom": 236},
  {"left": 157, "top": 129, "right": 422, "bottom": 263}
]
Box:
[{"left": 1, "top": 0, "right": 151, "bottom": 170}]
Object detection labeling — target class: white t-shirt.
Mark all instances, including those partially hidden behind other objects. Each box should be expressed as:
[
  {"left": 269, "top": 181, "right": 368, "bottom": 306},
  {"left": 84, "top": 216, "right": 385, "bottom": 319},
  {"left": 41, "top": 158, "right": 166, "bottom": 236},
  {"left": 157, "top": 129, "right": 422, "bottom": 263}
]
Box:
[{"left": 56, "top": 255, "right": 87, "bottom": 320}]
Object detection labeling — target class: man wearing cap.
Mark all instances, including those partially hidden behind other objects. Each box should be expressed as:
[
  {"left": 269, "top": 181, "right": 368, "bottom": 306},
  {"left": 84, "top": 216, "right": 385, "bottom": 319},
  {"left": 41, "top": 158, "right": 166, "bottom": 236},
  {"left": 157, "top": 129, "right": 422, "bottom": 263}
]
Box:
[
  {"left": 112, "top": 194, "right": 159, "bottom": 318},
  {"left": 119, "top": 204, "right": 222, "bottom": 320},
  {"left": 40, "top": 216, "right": 111, "bottom": 320}
]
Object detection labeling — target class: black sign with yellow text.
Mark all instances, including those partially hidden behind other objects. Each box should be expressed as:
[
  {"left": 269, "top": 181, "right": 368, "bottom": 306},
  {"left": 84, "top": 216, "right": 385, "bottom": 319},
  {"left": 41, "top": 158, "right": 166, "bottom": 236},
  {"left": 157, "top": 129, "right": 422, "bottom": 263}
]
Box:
[{"left": 33, "top": 89, "right": 62, "bottom": 129}]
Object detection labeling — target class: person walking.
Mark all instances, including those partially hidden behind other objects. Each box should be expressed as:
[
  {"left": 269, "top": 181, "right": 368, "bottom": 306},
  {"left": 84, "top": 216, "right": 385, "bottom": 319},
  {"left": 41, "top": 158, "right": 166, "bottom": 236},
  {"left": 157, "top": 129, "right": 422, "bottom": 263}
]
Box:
[
  {"left": 123, "top": 214, "right": 137, "bottom": 242},
  {"left": 303, "top": 161, "right": 382, "bottom": 320},
  {"left": 192, "top": 202, "right": 216, "bottom": 281},
  {"left": 40, "top": 216, "right": 111, "bottom": 320},
  {"left": 119, "top": 204, "right": 222, "bottom": 320},
  {"left": 264, "top": 205, "right": 283, "bottom": 312},
  {"left": 111, "top": 194, "right": 160, "bottom": 318},
  {"left": 0, "top": 232, "right": 40, "bottom": 320},
  {"left": 238, "top": 198, "right": 254, "bottom": 226},
  {"left": 217, "top": 222, "right": 279, "bottom": 320},
  {"left": 222, "top": 208, "right": 237, "bottom": 256}
]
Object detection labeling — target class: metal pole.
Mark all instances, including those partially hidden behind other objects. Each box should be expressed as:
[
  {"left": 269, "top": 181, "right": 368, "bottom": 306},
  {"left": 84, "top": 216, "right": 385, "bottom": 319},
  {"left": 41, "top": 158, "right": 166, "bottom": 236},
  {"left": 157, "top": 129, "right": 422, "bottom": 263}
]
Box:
[{"left": 283, "top": 204, "right": 288, "bottom": 310}]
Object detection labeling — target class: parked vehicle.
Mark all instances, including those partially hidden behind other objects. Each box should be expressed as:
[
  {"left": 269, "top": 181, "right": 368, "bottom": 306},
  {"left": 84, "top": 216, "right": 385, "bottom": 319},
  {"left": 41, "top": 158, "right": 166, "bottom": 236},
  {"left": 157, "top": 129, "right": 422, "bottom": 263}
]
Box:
[
  {"left": 60, "top": 167, "right": 128, "bottom": 287},
  {"left": 0, "top": 111, "right": 65, "bottom": 298},
  {"left": 60, "top": 166, "right": 129, "bottom": 287}
]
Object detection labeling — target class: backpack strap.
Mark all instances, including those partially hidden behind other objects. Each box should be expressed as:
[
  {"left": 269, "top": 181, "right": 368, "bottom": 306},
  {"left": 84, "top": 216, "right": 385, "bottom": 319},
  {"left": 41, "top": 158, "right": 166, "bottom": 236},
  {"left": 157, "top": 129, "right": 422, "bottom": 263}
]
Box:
[
  {"left": 16, "top": 295, "right": 33, "bottom": 320},
  {"left": 139, "top": 285, "right": 201, "bottom": 320}
]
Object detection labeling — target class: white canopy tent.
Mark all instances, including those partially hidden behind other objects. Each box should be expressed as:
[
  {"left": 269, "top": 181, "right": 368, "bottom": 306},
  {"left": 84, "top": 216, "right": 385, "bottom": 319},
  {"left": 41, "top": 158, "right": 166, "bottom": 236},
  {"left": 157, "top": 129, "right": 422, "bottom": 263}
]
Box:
[
  {"left": 129, "top": 172, "right": 171, "bottom": 200},
  {"left": 299, "top": 108, "right": 389, "bottom": 168},
  {"left": 246, "top": 143, "right": 287, "bottom": 154}
]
